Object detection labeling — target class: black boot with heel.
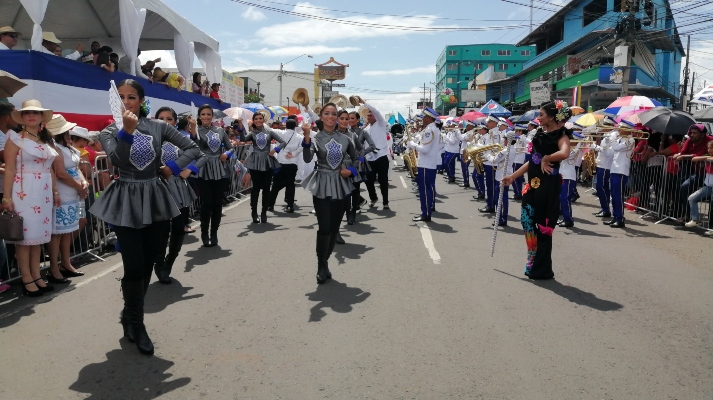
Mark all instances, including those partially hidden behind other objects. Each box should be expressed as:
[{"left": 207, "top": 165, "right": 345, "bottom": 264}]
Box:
[{"left": 121, "top": 279, "right": 154, "bottom": 355}]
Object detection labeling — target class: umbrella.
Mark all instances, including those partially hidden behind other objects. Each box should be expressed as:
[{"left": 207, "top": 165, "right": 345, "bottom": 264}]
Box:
[
  {"left": 638, "top": 106, "right": 697, "bottom": 135},
  {"left": 570, "top": 106, "right": 585, "bottom": 115},
  {"left": 604, "top": 96, "right": 662, "bottom": 115},
  {"left": 240, "top": 103, "right": 273, "bottom": 118},
  {"left": 223, "top": 107, "right": 252, "bottom": 120},
  {"left": 616, "top": 109, "right": 646, "bottom": 125},
  {"left": 692, "top": 108, "right": 713, "bottom": 122},
  {"left": 268, "top": 106, "right": 288, "bottom": 117},
  {"left": 0, "top": 70, "right": 27, "bottom": 98},
  {"left": 569, "top": 113, "right": 604, "bottom": 127},
  {"left": 178, "top": 108, "right": 226, "bottom": 119},
  {"left": 461, "top": 110, "right": 486, "bottom": 122},
  {"left": 510, "top": 109, "right": 538, "bottom": 123}
]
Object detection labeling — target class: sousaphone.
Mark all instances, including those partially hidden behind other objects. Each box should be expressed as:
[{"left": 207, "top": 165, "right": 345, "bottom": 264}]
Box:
[{"left": 328, "top": 94, "right": 349, "bottom": 110}]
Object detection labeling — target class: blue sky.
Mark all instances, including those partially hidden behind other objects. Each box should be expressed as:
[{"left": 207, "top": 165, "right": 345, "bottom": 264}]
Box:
[{"left": 145, "top": 0, "right": 713, "bottom": 116}]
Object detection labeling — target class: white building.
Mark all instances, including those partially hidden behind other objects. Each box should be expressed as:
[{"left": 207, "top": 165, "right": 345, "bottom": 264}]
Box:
[{"left": 233, "top": 69, "right": 325, "bottom": 108}]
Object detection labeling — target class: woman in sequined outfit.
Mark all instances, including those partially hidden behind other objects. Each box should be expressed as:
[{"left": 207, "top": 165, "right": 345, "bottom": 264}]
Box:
[
  {"left": 90, "top": 80, "right": 203, "bottom": 355},
  {"left": 301, "top": 103, "right": 360, "bottom": 284},
  {"left": 153, "top": 107, "right": 199, "bottom": 283},
  {"left": 192, "top": 105, "right": 233, "bottom": 246},
  {"left": 502, "top": 101, "right": 572, "bottom": 280}
]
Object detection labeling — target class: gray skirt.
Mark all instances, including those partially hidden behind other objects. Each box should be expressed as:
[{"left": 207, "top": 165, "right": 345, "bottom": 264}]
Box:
[
  {"left": 198, "top": 156, "right": 228, "bottom": 180},
  {"left": 89, "top": 178, "right": 179, "bottom": 229},
  {"left": 301, "top": 168, "right": 354, "bottom": 200},
  {"left": 166, "top": 175, "right": 197, "bottom": 209},
  {"left": 245, "top": 151, "right": 280, "bottom": 171}
]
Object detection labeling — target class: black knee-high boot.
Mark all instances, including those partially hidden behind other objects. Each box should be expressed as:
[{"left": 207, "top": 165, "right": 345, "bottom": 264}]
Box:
[
  {"left": 210, "top": 205, "right": 221, "bottom": 246},
  {"left": 161, "top": 231, "right": 185, "bottom": 284},
  {"left": 121, "top": 279, "right": 154, "bottom": 355},
  {"left": 200, "top": 211, "right": 211, "bottom": 247},
  {"left": 316, "top": 233, "right": 331, "bottom": 283}
]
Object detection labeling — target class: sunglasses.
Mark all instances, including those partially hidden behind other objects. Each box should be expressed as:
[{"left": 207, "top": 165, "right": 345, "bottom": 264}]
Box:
[{"left": 2, "top": 33, "right": 18, "bottom": 39}]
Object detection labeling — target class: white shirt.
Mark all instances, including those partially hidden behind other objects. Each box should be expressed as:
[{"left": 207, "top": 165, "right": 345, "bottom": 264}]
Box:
[
  {"left": 512, "top": 133, "right": 527, "bottom": 164},
  {"left": 273, "top": 129, "right": 304, "bottom": 165},
  {"left": 118, "top": 56, "right": 149, "bottom": 79},
  {"left": 482, "top": 128, "right": 502, "bottom": 166},
  {"left": 594, "top": 131, "right": 616, "bottom": 170},
  {"left": 0, "top": 42, "right": 9, "bottom": 50},
  {"left": 444, "top": 129, "right": 461, "bottom": 153},
  {"left": 363, "top": 102, "right": 389, "bottom": 161},
  {"left": 486, "top": 147, "right": 515, "bottom": 181},
  {"left": 40, "top": 45, "right": 80, "bottom": 60},
  {"left": 610, "top": 135, "right": 635, "bottom": 175},
  {"left": 459, "top": 130, "right": 476, "bottom": 152},
  {"left": 408, "top": 122, "right": 441, "bottom": 169},
  {"left": 560, "top": 144, "right": 581, "bottom": 181}
]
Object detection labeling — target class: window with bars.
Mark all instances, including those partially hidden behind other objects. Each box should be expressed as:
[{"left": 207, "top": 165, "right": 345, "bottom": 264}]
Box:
[
  {"left": 497, "top": 50, "right": 511, "bottom": 56},
  {"left": 482, "top": 50, "right": 491, "bottom": 56},
  {"left": 448, "top": 50, "right": 457, "bottom": 56},
  {"left": 447, "top": 77, "right": 455, "bottom": 83},
  {"left": 521, "top": 50, "right": 531, "bottom": 56},
  {"left": 498, "top": 64, "right": 509, "bottom": 70}
]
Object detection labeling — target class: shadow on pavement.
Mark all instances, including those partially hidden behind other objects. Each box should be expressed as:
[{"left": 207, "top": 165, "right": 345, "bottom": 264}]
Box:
[
  {"left": 424, "top": 221, "right": 457, "bottom": 233},
  {"left": 69, "top": 341, "right": 191, "bottom": 399},
  {"left": 562, "top": 226, "right": 613, "bottom": 238},
  {"left": 144, "top": 278, "right": 204, "bottom": 314},
  {"left": 493, "top": 269, "right": 623, "bottom": 312},
  {"left": 183, "top": 247, "right": 232, "bottom": 273},
  {"left": 333, "top": 242, "right": 374, "bottom": 264},
  {"left": 304, "top": 280, "right": 371, "bottom": 322}
]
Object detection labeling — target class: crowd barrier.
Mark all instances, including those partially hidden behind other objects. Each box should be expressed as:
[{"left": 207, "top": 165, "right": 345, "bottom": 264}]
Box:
[{"left": 0, "top": 149, "right": 253, "bottom": 286}]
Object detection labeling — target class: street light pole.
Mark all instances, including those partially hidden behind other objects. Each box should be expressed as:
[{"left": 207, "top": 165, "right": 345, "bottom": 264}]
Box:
[
  {"left": 287, "top": 97, "right": 291, "bottom": 112},
  {"left": 279, "top": 54, "right": 313, "bottom": 107}
]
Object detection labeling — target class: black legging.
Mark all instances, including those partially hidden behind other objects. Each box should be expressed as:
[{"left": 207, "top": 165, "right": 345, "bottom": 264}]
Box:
[
  {"left": 114, "top": 221, "right": 169, "bottom": 282},
  {"left": 350, "top": 182, "right": 364, "bottom": 211},
  {"left": 270, "top": 164, "right": 298, "bottom": 206},
  {"left": 199, "top": 178, "right": 226, "bottom": 232},
  {"left": 314, "top": 196, "right": 346, "bottom": 236},
  {"left": 155, "top": 207, "right": 188, "bottom": 262},
  {"left": 250, "top": 169, "right": 273, "bottom": 211},
  {"left": 365, "top": 155, "right": 390, "bottom": 205}
]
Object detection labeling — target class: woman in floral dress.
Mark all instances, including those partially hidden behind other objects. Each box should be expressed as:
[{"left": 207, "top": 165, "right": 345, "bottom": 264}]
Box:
[
  {"left": 502, "top": 101, "right": 572, "bottom": 280},
  {"left": 2, "top": 100, "right": 60, "bottom": 296}
]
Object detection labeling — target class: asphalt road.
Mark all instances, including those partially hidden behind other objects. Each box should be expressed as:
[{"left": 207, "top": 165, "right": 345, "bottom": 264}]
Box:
[{"left": 0, "top": 161, "right": 711, "bottom": 399}]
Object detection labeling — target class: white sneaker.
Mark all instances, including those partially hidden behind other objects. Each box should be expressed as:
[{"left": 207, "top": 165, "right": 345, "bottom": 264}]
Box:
[
  {"left": 705, "top": 230, "right": 713, "bottom": 237},
  {"left": 684, "top": 220, "right": 698, "bottom": 228}
]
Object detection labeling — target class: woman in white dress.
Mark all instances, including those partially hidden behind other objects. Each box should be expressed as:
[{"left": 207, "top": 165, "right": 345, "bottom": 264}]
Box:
[
  {"left": 46, "top": 116, "right": 89, "bottom": 284},
  {"left": 2, "top": 100, "right": 60, "bottom": 297}
]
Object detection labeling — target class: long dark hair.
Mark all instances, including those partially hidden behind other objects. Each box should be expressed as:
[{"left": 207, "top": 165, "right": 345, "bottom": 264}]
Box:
[
  {"left": 154, "top": 106, "right": 177, "bottom": 121},
  {"left": 196, "top": 104, "right": 213, "bottom": 127},
  {"left": 251, "top": 112, "right": 265, "bottom": 131},
  {"left": 116, "top": 79, "right": 148, "bottom": 118},
  {"left": 54, "top": 131, "right": 78, "bottom": 155},
  {"left": 192, "top": 72, "right": 202, "bottom": 85}
]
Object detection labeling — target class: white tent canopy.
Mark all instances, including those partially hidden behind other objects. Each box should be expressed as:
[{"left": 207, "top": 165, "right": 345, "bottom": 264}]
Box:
[{"left": 1, "top": 0, "right": 219, "bottom": 52}]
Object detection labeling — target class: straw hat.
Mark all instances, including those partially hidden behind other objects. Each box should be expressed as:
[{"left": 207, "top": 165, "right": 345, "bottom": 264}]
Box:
[
  {"left": 46, "top": 114, "right": 77, "bottom": 136},
  {"left": 41, "top": 32, "right": 62, "bottom": 44},
  {"left": 292, "top": 88, "right": 309, "bottom": 107},
  {"left": 358, "top": 106, "right": 369, "bottom": 120},
  {"left": 0, "top": 26, "right": 20, "bottom": 36},
  {"left": 255, "top": 109, "right": 271, "bottom": 121},
  {"left": 11, "top": 99, "right": 53, "bottom": 125}
]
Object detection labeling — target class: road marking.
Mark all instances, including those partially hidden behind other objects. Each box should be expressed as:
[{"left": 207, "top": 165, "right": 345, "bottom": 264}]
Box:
[
  {"left": 393, "top": 159, "right": 398, "bottom": 166},
  {"left": 399, "top": 176, "right": 408, "bottom": 188},
  {"left": 74, "top": 196, "right": 252, "bottom": 290},
  {"left": 417, "top": 222, "right": 441, "bottom": 264}
]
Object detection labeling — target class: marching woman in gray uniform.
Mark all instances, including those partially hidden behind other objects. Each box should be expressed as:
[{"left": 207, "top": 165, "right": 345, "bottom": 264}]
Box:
[
  {"left": 337, "top": 110, "right": 362, "bottom": 230},
  {"left": 192, "top": 105, "right": 233, "bottom": 247},
  {"left": 90, "top": 79, "right": 203, "bottom": 355},
  {"left": 153, "top": 107, "right": 199, "bottom": 284},
  {"left": 348, "top": 111, "right": 376, "bottom": 224},
  {"left": 302, "top": 103, "right": 360, "bottom": 284},
  {"left": 242, "top": 112, "right": 286, "bottom": 224}
]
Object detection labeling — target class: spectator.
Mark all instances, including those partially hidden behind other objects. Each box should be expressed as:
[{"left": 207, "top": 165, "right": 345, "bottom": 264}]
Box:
[
  {"left": 81, "top": 41, "right": 101, "bottom": 64},
  {"left": 655, "top": 134, "right": 682, "bottom": 214},
  {"left": 0, "top": 103, "right": 14, "bottom": 293},
  {"left": 53, "top": 45, "right": 62, "bottom": 56},
  {"left": 46, "top": 115, "right": 89, "bottom": 284},
  {"left": 95, "top": 46, "right": 115, "bottom": 72},
  {"left": 0, "top": 26, "right": 20, "bottom": 50},
  {"left": 109, "top": 53, "right": 120, "bottom": 71},
  {"left": 192, "top": 72, "right": 203, "bottom": 94},
  {"left": 118, "top": 49, "right": 157, "bottom": 81},
  {"left": 40, "top": 32, "right": 83, "bottom": 60},
  {"left": 210, "top": 83, "right": 222, "bottom": 102},
  {"left": 152, "top": 67, "right": 185, "bottom": 91},
  {"left": 141, "top": 60, "right": 156, "bottom": 78},
  {"left": 684, "top": 140, "right": 713, "bottom": 233},
  {"left": 674, "top": 124, "right": 713, "bottom": 220},
  {"left": 69, "top": 127, "right": 93, "bottom": 182}
]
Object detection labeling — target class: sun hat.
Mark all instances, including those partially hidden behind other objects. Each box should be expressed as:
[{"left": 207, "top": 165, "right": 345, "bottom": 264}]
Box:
[
  {"left": 69, "top": 126, "right": 91, "bottom": 140},
  {"left": 11, "top": 99, "right": 53, "bottom": 125},
  {"left": 46, "top": 114, "right": 77, "bottom": 136},
  {"left": 42, "top": 32, "right": 62, "bottom": 44},
  {"left": 292, "top": 88, "right": 310, "bottom": 107},
  {"left": 0, "top": 26, "right": 20, "bottom": 36}
]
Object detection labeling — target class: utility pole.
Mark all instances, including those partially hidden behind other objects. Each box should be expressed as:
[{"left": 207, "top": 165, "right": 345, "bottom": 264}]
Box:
[
  {"left": 620, "top": 0, "right": 636, "bottom": 98},
  {"left": 278, "top": 63, "right": 284, "bottom": 107},
  {"left": 688, "top": 72, "right": 696, "bottom": 113},
  {"left": 257, "top": 82, "right": 261, "bottom": 103},
  {"left": 530, "top": 0, "right": 534, "bottom": 33},
  {"left": 680, "top": 35, "right": 691, "bottom": 110}
]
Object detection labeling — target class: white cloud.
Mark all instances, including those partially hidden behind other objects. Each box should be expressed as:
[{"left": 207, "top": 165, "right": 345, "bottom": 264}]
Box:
[
  {"left": 139, "top": 50, "right": 177, "bottom": 68},
  {"left": 241, "top": 6, "right": 266, "bottom": 21},
  {"left": 362, "top": 66, "right": 435, "bottom": 76},
  {"left": 224, "top": 45, "right": 360, "bottom": 58},
  {"left": 253, "top": 2, "right": 457, "bottom": 45}
]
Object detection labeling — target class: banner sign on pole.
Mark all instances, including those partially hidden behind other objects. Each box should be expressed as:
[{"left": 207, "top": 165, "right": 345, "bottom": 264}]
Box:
[{"left": 529, "top": 81, "right": 551, "bottom": 106}]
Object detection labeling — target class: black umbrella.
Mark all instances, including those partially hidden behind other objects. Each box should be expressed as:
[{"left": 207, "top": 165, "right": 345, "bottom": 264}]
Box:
[
  {"left": 692, "top": 108, "right": 713, "bottom": 122},
  {"left": 638, "top": 106, "right": 697, "bottom": 135}
]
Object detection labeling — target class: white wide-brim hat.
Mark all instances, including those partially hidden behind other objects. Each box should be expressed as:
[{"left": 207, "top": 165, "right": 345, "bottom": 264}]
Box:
[
  {"left": 69, "top": 126, "right": 91, "bottom": 140},
  {"left": 42, "top": 31, "right": 61, "bottom": 44},
  {"left": 11, "top": 99, "right": 53, "bottom": 125}
]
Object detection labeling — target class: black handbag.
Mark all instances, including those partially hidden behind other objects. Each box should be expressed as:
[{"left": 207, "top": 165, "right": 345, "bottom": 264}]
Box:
[{"left": 0, "top": 211, "right": 24, "bottom": 241}]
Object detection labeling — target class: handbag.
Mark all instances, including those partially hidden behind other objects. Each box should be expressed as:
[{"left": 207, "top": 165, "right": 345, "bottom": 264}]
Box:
[{"left": 0, "top": 211, "right": 24, "bottom": 241}]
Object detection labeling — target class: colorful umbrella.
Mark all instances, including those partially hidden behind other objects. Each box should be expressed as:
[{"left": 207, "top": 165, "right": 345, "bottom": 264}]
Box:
[
  {"left": 616, "top": 109, "right": 647, "bottom": 125},
  {"left": 569, "top": 113, "right": 604, "bottom": 127},
  {"left": 604, "top": 96, "right": 662, "bottom": 115},
  {"left": 240, "top": 103, "right": 274, "bottom": 118},
  {"left": 570, "top": 106, "right": 585, "bottom": 115},
  {"left": 461, "top": 110, "right": 486, "bottom": 122},
  {"left": 268, "top": 106, "right": 288, "bottom": 117}
]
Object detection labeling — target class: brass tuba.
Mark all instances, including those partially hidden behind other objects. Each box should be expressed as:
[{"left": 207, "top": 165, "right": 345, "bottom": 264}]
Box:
[{"left": 465, "top": 144, "right": 503, "bottom": 174}]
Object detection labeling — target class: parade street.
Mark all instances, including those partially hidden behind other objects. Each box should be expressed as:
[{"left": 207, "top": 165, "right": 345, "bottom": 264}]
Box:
[{"left": 0, "top": 163, "right": 710, "bottom": 400}]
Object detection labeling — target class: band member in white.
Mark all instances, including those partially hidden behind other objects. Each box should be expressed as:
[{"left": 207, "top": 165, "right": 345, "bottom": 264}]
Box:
[
  {"left": 357, "top": 98, "right": 391, "bottom": 209},
  {"left": 408, "top": 107, "right": 441, "bottom": 222},
  {"left": 606, "top": 121, "right": 635, "bottom": 228}
]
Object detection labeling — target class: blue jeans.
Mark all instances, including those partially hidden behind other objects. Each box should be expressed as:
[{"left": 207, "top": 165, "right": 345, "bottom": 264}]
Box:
[
  {"left": 596, "top": 167, "right": 611, "bottom": 213},
  {"left": 559, "top": 179, "right": 576, "bottom": 222},
  {"left": 417, "top": 167, "right": 436, "bottom": 218},
  {"left": 611, "top": 173, "right": 629, "bottom": 222},
  {"left": 688, "top": 184, "right": 712, "bottom": 221}
]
